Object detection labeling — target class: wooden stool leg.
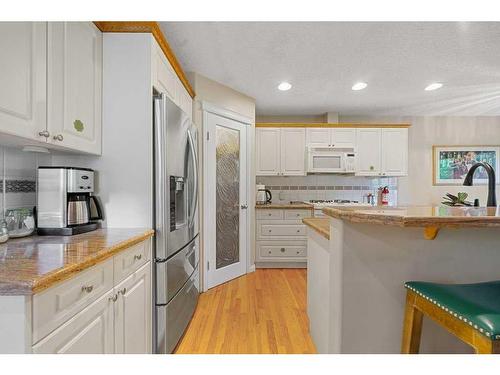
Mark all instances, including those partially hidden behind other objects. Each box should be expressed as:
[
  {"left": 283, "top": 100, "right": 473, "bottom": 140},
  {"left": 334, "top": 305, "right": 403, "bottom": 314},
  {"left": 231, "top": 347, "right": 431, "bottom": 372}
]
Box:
[{"left": 401, "top": 291, "right": 423, "bottom": 354}]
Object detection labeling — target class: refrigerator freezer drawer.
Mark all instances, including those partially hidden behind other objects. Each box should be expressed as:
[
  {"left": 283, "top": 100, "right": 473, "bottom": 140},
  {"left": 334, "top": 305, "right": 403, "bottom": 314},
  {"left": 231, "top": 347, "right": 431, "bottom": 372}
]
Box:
[
  {"left": 165, "top": 266, "right": 199, "bottom": 353},
  {"left": 166, "top": 235, "right": 199, "bottom": 302}
]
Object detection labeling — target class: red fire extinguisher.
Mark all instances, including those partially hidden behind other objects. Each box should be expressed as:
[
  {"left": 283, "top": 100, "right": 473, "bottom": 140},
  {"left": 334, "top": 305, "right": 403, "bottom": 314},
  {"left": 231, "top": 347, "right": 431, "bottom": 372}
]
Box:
[{"left": 381, "top": 186, "right": 389, "bottom": 205}]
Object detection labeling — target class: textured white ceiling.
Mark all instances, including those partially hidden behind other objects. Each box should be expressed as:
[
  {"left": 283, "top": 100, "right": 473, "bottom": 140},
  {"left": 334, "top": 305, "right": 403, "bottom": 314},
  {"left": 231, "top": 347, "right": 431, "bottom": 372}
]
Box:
[{"left": 159, "top": 22, "right": 500, "bottom": 116}]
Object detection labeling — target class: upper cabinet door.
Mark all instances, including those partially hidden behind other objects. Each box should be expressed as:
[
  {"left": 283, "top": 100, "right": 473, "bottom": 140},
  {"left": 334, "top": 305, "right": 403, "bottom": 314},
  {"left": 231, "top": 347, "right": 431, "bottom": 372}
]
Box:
[
  {"left": 355, "top": 129, "right": 382, "bottom": 176},
  {"left": 381, "top": 128, "right": 408, "bottom": 176},
  {"left": 331, "top": 128, "right": 355, "bottom": 148},
  {"left": 48, "top": 22, "right": 102, "bottom": 155},
  {"left": 0, "top": 22, "right": 47, "bottom": 140},
  {"left": 256, "top": 128, "right": 281, "bottom": 176},
  {"left": 280, "top": 128, "right": 306, "bottom": 176},
  {"left": 306, "top": 128, "right": 331, "bottom": 147},
  {"left": 154, "top": 42, "right": 178, "bottom": 104}
]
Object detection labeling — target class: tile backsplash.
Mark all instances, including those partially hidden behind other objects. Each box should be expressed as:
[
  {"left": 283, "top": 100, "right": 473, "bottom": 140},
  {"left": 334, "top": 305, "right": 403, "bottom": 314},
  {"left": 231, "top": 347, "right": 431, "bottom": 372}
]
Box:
[
  {"left": 0, "top": 146, "right": 52, "bottom": 217},
  {"left": 256, "top": 175, "right": 398, "bottom": 204}
]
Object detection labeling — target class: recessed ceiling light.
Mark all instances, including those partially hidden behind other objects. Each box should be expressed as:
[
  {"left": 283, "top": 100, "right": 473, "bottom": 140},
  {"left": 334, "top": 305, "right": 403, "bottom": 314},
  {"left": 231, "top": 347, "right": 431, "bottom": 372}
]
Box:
[
  {"left": 424, "top": 82, "right": 443, "bottom": 91},
  {"left": 352, "top": 82, "right": 367, "bottom": 91},
  {"left": 278, "top": 82, "right": 292, "bottom": 91}
]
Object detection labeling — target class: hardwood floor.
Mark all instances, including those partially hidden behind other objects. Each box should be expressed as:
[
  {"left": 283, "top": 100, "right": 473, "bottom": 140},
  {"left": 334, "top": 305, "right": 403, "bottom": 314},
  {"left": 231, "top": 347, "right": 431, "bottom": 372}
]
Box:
[{"left": 175, "top": 268, "right": 316, "bottom": 354}]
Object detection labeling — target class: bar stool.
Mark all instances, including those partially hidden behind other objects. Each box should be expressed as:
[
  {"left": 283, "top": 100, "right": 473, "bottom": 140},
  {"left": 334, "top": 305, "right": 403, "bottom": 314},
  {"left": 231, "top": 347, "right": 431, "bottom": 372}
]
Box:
[{"left": 402, "top": 280, "right": 500, "bottom": 354}]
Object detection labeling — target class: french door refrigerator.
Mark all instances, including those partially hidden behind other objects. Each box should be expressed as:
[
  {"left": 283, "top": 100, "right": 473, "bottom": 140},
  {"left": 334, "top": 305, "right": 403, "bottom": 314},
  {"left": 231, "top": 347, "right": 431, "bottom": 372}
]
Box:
[{"left": 153, "top": 93, "right": 200, "bottom": 354}]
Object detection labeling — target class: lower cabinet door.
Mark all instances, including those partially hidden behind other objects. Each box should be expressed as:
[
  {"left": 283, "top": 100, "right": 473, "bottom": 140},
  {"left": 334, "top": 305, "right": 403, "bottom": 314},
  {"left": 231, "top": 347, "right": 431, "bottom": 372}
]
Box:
[
  {"left": 32, "top": 290, "right": 114, "bottom": 354},
  {"left": 114, "top": 262, "right": 152, "bottom": 354}
]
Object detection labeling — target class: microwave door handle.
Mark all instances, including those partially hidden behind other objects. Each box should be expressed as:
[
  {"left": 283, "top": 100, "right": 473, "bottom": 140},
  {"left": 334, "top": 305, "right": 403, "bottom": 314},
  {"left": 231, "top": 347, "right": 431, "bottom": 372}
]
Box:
[{"left": 187, "top": 127, "right": 198, "bottom": 228}]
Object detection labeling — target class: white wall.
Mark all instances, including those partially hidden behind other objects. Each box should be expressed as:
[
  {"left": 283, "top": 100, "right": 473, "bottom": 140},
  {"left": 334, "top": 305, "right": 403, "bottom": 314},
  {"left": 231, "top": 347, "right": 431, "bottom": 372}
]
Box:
[
  {"left": 340, "top": 116, "right": 500, "bottom": 206},
  {"left": 189, "top": 73, "right": 256, "bottom": 278}
]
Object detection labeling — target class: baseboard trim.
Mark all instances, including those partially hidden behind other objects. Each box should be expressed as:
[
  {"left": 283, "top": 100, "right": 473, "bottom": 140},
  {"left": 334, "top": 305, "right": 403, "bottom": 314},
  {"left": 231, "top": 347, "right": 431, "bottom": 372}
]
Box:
[{"left": 255, "top": 262, "right": 307, "bottom": 269}]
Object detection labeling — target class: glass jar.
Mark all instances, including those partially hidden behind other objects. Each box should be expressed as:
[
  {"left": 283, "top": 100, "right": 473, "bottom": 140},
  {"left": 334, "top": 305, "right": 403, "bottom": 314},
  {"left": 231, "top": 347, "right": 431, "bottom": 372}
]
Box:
[{"left": 0, "top": 219, "right": 9, "bottom": 243}]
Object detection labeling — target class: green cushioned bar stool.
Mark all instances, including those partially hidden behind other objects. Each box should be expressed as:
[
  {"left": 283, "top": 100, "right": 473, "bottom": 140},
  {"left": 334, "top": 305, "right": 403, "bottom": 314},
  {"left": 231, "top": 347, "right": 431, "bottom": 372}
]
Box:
[{"left": 401, "top": 280, "right": 500, "bottom": 354}]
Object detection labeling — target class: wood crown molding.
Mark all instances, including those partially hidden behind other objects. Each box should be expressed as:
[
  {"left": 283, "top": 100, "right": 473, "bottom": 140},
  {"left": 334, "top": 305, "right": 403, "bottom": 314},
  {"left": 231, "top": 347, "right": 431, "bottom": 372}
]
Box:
[
  {"left": 93, "top": 21, "right": 195, "bottom": 98},
  {"left": 255, "top": 122, "right": 411, "bottom": 128}
]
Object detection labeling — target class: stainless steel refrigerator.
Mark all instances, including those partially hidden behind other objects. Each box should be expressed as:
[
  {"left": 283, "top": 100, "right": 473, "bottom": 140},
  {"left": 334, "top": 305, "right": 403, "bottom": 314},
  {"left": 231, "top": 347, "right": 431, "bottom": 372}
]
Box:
[{"left": 153, "top": 93, "right": 200, "bottom": 354}]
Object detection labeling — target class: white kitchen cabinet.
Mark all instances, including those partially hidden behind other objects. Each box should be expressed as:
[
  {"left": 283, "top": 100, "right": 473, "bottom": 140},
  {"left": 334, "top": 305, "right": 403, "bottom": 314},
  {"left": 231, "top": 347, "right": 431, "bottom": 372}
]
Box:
[
  {"left": 306, "top": 128, "right": 355, "bottom": 148},
  {"left": 280, "top": 128, "right": 306, "bottom": 176},
  {"left": 47, "top": 22, "right": 102, "bottom": 155},
  {"left": 355, "top": 128, "right": 408, "bottom": 176},
  {"left": 114, "top": 262, "right": 152, "bottom": 354},
  {"left": 0, "top": 238, "right": 153, "bottom": 354},
  {"left": 256, "top": 128, "right": 306, "bottom": 176},
  {"left": 306, "top": 128, "right": 331, "bottom": 147},
  {"left": 256, "top": 128, "right": 281, "bottom": 175},
  {"left": 255, "top": 209, "right": 311, "bottom": 265},
  {"left": 33, "top": 290, "right": 115, "bottom": 354},
  {"left": 381, "top": 128, "right": 408, "bottom": 176},
  {"left": 153, "top": 38, "right": 192, "bottom": 120},
  {"left": 0, "top": 22, "right": 47, "bottom": 141},
  {"left": 355, "top": 128, "right": 382, "bottom": 176},
  {"left": 331, "top": 128, "right": 356, "bottom": 148}
]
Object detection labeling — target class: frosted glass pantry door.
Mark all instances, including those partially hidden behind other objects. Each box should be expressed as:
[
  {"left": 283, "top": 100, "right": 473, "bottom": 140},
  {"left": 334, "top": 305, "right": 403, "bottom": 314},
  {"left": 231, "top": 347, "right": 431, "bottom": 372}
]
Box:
[{"left": 205, "top": 111, "right": 248, "bottom": 289}]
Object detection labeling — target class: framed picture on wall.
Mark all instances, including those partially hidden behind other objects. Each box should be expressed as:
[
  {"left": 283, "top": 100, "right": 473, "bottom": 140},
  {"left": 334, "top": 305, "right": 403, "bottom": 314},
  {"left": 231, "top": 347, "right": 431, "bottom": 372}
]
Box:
[{"left": 432, "top": 145, "right": 500, "bottom": 185}]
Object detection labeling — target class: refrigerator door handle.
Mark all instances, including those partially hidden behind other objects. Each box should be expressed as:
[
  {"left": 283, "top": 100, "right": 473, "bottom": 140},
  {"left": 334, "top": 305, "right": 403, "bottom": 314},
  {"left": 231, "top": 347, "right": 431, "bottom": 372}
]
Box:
[
  {"left": 154, "top": 93, "right": 168, "bottom": 262},
  {"left": 187, "top": 126, "right": 198, "bottom": 228}
]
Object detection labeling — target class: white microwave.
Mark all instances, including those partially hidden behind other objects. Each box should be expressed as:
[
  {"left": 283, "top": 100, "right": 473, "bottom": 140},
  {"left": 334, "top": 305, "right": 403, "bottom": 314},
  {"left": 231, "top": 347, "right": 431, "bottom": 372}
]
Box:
[{"left": 307, "top": 147, "right": 356, "bottom": 173}]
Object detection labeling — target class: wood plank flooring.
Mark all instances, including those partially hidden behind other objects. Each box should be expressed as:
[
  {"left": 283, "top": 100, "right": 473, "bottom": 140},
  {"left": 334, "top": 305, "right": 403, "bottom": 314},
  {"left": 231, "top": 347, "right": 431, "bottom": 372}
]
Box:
[{"left": 175, "top": 268, "right": 316, "bottom": 354}]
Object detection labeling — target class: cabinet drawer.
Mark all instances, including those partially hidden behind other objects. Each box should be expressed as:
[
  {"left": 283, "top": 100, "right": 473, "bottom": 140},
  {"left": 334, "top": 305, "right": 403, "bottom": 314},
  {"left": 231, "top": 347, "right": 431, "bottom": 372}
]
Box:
[
  {"left": 259, "top": 224, "right": 306, "bottom": 238},
  {"left": 258, "top": 243, "right": 307, "bottom": 259},
  {"left": 256, "top": 209, "right": 283, "bottom": 220},
  {"left": 284, "top": 210, "right": 311, "bottom": 220},
  {"left": 114, "top": 240, "right": 151, "bottom": 284},
  {"left": 32, "top": 258, "right": 113, "bottom": 344}
]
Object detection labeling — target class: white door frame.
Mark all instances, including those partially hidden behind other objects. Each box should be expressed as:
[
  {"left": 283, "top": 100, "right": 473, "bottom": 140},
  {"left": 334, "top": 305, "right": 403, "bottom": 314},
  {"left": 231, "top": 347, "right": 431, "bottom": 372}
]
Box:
[{"left": 202, "top": 102, "right": 253, "bottom": 292}]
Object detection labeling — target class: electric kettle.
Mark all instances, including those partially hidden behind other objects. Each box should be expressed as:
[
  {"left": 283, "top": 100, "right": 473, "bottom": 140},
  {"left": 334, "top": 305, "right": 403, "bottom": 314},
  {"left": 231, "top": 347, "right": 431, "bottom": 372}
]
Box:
[{"left": 256, "top": 184, "right": 272, "bottom": 205}]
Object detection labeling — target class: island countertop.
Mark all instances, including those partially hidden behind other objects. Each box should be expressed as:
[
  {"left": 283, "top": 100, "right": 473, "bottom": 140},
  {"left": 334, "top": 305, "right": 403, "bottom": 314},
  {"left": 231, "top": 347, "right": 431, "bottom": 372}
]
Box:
[
  {"left": 322, "top": 206, "right": 500, "bottom": 228},
  {"left": 303, "top": 218, "right": 330, "bottom": 240},
  {"left": 0, "top": 228, "right": 154, "bottom": 296}
]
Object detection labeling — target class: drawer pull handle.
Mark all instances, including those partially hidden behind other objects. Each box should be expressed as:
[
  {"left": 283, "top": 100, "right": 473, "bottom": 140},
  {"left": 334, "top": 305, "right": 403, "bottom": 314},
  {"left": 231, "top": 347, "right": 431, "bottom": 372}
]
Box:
[
  {"left": 118, "top": 287, "right": 127, "bottom": 295},
  {"left": 296, "top": 251, "right": 300, "bottom": 254},
  {"left": 134, "top": 254, "right": 142, "bottom": 261},
  {"left": 280, "top": 248, "right": 285, "bottom": 252},
  {"left": 268, "top": 230, "right": 272, "bottom": 233},
  {"left": 268, "top": 250, "right": 272, "bottom": 254},
  {"left": 296, "top": 230, "right": 300, "bottom": 233},
  {"left": 268, "top": 213, "right": 272, "bottom": 216},
  {"left": 81, "top": 285, "right": 94, "bottom": 293},
  {"left": 109, "top": 294, "right": 118, "bottom": 302}
]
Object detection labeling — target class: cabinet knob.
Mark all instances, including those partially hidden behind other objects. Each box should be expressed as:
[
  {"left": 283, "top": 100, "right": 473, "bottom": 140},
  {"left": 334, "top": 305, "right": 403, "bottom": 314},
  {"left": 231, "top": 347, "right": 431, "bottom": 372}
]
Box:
[
  {"left": 109, "top": 294, "right": 118, "bottom": 302},
  {"left": 38, "top": 130, "right": 50, "bottom": 138},
  {"left": 296, "top": 229, "right": 300, "bottom": 233},
  {"left": 134, "top": 254, "right": 142, "bottom": 261},
  {"left": 118, "top": 287, "right": 127, "bottom": 295},
  {"left": 268, "top": 250, "right": 272, "bottom": 254},
  {"left": 81, "top": 285, "right": 94, "bottom": 293},
  {"left": 280, "top": 248, "right": 285, "bottom": 252},
  {"left": 268, "top": 229, "right": 272, "bottom": 233},
  {"left": 53, "top": 134, "right": 64, "bottom": 141}
]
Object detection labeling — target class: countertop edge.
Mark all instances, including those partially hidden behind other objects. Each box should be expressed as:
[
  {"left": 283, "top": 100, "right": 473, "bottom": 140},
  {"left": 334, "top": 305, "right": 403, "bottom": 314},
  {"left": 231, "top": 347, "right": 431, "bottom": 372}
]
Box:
[
  {"left": 3, "top": 229, "right": 155, "bottom": 296},
  {"left": 303, "top": 218, "right": 330, "bottom": 240},
  {"left": 256, "top": 203, "right": 314, "bottom": 210},
  {"left": 322, "top": 207, "right": 500, "bottom": 228}
]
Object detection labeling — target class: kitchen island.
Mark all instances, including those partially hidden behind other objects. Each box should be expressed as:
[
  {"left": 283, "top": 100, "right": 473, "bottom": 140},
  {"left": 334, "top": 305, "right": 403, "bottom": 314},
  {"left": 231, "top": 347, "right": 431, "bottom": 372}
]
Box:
[{"left": 310, "top": 206, "right": 500, "bottom": 354}]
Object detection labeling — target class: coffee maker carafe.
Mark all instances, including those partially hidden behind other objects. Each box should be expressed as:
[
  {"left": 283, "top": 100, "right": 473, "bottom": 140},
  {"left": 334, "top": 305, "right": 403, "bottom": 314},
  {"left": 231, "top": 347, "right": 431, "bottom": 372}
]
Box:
[{"left": 37, "top": 167, "right": 104, "bottom": 235}]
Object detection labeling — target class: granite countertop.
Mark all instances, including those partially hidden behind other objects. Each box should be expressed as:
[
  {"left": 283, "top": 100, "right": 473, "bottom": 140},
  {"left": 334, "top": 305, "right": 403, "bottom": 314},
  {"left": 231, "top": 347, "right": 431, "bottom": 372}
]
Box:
[
  {"left": 322, "top": 206, "right": 500, "bottom": 228},
  {"left": 303, "top": 218, "right": 330, "bottom": 240},
  {"left": 256, "top": 202, "right": 314, "bottom": 210},
  {"left": 0, "top": 228, "right": 154, "bottom": 296}
]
